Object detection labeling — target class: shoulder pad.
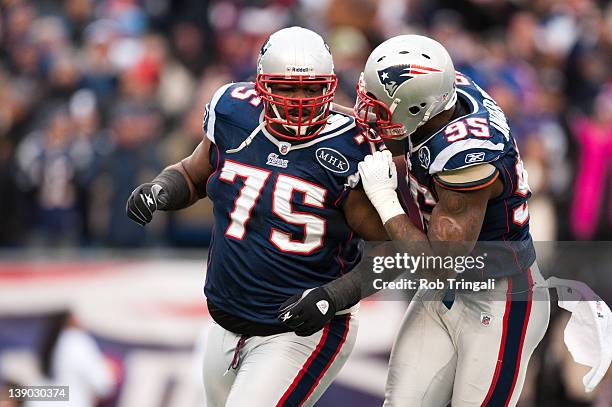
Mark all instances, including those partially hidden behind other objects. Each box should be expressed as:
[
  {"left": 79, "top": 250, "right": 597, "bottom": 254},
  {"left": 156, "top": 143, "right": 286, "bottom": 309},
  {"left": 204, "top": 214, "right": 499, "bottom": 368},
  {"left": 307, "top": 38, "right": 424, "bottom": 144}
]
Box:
[
  {"left": 433, "top": 163, "right": 499, "bottom": 191},
  {"left": 425, "top": 114, "right": 509, "bottom": 174},
  {"left": 203, "top": 82, "right": 262, "bottom": 144},
  {"left": 203, "top": 83, "right": 233, "bottom": 143}
]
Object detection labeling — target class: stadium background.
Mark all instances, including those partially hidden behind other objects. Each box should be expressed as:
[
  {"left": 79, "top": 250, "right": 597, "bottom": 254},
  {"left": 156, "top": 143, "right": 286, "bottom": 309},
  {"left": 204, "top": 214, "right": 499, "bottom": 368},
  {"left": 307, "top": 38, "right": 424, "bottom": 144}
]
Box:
[{"left": 0, "top": 0, "right": 610, "bottom": 405}]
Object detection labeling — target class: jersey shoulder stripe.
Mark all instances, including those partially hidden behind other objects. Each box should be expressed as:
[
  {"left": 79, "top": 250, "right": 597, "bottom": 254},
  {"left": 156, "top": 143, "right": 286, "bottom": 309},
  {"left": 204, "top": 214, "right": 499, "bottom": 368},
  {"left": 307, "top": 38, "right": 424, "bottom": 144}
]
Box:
[
  {"left": 421, "top": 75, "right": 513, "bottom": 175},
  {"left": 203, "top": 83, "right": 234, "bottom": 143},
  {"left": 429, "top": 139, "right": 505, "bottom": 174}
]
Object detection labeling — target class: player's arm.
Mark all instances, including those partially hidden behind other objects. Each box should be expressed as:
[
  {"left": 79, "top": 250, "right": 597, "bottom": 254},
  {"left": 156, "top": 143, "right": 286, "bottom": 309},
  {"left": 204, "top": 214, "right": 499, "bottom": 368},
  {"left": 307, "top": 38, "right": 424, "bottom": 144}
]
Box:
[
  {"left": 360, "top": 150, "right": 499, "bottom": 253},
  {"left": 277, "top": 151, "right": 499, "bottom": 336},
  {"left": 126, "top": 135, "right": 214, "bottom": 226},
  {"left": 384, "top": 182, "right": 493, "bottom": 248},
  {"left": 276, "top": 169, "right": 389, "bottom": 337},
  {"left": 336, "top": 161, "right": 499, "bottom": 299},
  {"left": 343, "top": 188, "right": 390, "bottom": 241}
]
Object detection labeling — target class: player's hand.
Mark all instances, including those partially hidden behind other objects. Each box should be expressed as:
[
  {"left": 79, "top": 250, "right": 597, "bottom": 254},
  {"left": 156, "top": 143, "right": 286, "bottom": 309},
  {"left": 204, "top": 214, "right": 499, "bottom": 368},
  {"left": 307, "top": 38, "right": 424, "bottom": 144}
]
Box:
[
  {"left": 126, "top": 183, "right": 167, "bottom": 226},
  {"left": 358, "top": 150, "right": 404, "bottom": 223},
  {"left": 358, "top": 150, "right": 397, "bottom": 196},
  {"left": 277, "top": 287, "right": 337, "bottom": 337}
]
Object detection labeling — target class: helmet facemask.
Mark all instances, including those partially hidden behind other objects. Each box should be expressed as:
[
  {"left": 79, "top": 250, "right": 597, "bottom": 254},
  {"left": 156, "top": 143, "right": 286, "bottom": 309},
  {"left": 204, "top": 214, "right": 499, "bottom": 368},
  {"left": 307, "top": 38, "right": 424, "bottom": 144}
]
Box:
[
  {"left": 255, "top": 27, "right": 338, "bottom": 141},
  {"left": 354, "top": 74, "right": 406, "bottom": 140},
  {"left": 256, "top": 74, "right": 337, "bottom": 141}
]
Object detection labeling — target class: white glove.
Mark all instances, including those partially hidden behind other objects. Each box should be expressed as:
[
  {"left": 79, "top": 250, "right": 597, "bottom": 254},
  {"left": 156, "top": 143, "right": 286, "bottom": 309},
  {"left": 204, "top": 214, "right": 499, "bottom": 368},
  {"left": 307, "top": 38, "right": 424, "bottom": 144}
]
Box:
[{"left": 358, "top": 150, "right": 405, "bottom": 224}]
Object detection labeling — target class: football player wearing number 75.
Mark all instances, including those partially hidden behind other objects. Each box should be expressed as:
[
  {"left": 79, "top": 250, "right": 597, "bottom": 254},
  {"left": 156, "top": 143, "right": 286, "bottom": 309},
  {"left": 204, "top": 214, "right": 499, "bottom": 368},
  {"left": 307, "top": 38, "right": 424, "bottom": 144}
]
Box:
[
  {"left": 126, "top": 27, "right": 389, "bottom": 406},
  {"left": 279, "top": 35, "right": 551, "bottom": 406}
]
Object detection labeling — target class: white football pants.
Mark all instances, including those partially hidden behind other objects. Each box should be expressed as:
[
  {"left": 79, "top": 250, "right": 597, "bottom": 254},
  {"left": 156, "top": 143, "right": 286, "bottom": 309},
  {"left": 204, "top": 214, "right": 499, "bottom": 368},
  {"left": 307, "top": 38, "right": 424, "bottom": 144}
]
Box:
[
  {"left": 385, "top": 264, "right": 550, "bottom": 407},
  {"left": 203, "top": 313, "right": 358, "bottom": 407}
]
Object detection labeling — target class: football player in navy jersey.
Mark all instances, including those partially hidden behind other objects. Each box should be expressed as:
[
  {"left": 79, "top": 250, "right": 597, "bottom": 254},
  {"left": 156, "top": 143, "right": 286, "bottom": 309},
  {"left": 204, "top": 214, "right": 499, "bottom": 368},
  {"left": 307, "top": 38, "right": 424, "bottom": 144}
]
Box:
[
  {"left": 126, "top": 27, "right": 388, "bottom": 406},
  {"left": 280, "top": 35, "right": 551, "bottom": 406}
]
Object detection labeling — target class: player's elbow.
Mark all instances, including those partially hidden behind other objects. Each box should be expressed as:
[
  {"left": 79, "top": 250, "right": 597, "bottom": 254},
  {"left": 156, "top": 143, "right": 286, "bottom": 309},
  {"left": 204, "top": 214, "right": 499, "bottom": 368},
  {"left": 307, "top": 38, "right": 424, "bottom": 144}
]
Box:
[{"left": 429, "top": 218, "right": 477, "bottom": 256}]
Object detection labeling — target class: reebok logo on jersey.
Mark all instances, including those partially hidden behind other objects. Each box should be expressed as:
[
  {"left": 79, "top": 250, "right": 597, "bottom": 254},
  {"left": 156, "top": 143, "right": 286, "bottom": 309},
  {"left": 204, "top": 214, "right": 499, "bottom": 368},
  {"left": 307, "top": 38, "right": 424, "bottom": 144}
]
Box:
[
  {"left": 266, "top": 153, "right": 288, "bottom": 168},
  {"left": 465, "top": 152, "right": 486, "bottom": 164},
  {"left": 316, "top": 148, "right": 349, "bottom": 174},
  {"left": 316, "top": 300, "right": 330, "bottom": 315}
]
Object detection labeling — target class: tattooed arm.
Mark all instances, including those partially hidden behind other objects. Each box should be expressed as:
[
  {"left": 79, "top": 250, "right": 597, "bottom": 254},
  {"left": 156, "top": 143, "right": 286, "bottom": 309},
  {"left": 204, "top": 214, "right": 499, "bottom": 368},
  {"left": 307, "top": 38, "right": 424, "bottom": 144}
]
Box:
[
  {"left": 276, "top": 151, "right": 501, "bottom": 333},
  {"left": 359, "top": 150, "right": 501, "bottom": 256},
  {"left": 384, "top": 185, "right": 494, "bottom": 254}
]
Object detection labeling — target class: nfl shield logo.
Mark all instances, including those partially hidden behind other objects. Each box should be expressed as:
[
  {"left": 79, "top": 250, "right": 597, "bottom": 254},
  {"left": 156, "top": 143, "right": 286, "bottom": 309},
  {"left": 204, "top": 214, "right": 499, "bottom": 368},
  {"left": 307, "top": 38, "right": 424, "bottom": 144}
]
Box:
[
  {"left": 481, "top": 313, "right": 492, "bottom": 327},
  {"left": 279, "top": 142, "right": 290, "bottom": 155}
]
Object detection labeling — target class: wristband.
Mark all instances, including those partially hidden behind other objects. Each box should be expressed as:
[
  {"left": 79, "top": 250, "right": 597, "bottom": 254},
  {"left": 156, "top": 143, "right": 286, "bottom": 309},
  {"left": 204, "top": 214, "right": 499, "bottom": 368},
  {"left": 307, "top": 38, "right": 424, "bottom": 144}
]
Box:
[
  {"left": 368, "top": 189, "right": 405, "bottom": 224},
  {"left": 152, "top": 169, "right": 191, "bottom": 210}
]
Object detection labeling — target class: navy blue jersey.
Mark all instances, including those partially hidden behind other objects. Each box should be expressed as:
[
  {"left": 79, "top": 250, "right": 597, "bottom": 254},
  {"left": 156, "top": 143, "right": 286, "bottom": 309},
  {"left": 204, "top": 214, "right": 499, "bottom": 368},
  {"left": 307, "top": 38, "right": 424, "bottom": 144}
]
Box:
[
  {"left": 404, "top": 72, "right": 535, "bottom": 276},
  {"left": 203, "top": 82, "right": 379, "bottom": 325}
]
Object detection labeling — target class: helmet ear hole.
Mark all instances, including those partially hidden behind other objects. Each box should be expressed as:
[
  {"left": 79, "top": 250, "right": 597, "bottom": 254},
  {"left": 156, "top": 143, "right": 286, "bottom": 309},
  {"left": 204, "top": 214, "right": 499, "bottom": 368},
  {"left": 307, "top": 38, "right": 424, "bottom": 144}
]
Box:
[
  {"left": 420, "top": 102, "right": 427, "bottom": 107},
  {"left": 409, "top": 106, "right": 421, "bottom": 115}
]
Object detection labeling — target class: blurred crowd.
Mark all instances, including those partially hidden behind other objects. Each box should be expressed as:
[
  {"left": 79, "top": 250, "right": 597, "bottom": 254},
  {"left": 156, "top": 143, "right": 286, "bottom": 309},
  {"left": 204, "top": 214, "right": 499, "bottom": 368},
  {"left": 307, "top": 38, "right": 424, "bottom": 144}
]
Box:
[{"left": 0, "top": 0, "right": 610, "bottom": 248}]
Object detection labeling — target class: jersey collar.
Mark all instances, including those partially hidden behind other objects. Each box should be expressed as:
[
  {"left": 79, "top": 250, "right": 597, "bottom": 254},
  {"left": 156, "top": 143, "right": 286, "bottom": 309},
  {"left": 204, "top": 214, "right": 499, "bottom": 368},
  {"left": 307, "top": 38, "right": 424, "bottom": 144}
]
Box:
[{"left": 259, "top": 111, "right": 355, "bottom": 155}]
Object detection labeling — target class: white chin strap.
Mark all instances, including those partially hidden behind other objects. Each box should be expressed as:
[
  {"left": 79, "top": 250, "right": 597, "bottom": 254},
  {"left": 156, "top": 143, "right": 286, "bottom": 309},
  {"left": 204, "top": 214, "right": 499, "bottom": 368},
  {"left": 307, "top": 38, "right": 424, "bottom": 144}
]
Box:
[
  {"left": 226, "top": 120, "right": 267, "bottom": 154},
  {"left": 225, "top": 100, "right": 328, "bottom": 154},
  {"left": 444, "top": 89, "right": 458, "bottom": 110},
  {"left": 409, "top": 89, "right": 458, "bottom": 137},
  {"left": 385, "top": 98, "right": 409, "bottom": 140}
]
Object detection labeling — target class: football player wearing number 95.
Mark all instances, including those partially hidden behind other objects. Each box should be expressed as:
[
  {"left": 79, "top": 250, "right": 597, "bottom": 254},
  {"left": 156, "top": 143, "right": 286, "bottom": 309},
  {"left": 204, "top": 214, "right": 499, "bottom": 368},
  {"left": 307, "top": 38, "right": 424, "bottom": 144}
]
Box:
[
  {"left": 279, "top": 35, "right": 551, "bottom": 406},
  {"left": 126, "top": 27, "right": 388, "bottom": 406}
]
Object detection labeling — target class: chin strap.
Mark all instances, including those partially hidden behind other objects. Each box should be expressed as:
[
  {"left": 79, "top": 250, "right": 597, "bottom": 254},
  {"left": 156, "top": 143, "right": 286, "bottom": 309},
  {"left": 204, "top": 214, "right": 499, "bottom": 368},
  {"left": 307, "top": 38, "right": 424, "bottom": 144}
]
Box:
[
  {"left": 410, "top": 89, "right": 458, "bottom": 139},
  {"left": 408, "top": 132, "right": 413, "bottom": 153},
  {"left": 226, "top": 120, "right": 267, "bottom": 154},
  {"left": 443, "top": 89, "right": 458, "bottom": 111}
]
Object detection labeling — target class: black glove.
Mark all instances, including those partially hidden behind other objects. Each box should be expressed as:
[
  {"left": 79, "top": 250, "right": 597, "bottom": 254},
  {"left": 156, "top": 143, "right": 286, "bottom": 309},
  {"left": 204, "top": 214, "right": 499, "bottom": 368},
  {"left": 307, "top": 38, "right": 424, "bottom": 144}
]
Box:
[
  {"left": 277, "top": 287, "right": 337, "bottom": 336},
  {"left": 126, "top": 183, "right": 167, "bottom": 226}
]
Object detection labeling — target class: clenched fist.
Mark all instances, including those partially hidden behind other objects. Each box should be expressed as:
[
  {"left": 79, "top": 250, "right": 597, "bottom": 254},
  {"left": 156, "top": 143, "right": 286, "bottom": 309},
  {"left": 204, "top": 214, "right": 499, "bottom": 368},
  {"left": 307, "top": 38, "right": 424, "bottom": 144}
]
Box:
[
  {"left": 278, "top": 287, "right": 337, "bottom": 336},
  {"left": 126, "top": 183, "right": 167, "bottom": 226}
]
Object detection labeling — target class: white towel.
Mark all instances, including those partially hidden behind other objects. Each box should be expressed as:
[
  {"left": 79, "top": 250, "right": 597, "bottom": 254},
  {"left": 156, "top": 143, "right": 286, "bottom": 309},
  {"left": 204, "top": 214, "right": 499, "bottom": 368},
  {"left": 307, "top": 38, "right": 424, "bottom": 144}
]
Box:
[{"left": 536, "top": 277, "right": 612, "bottom": 392}]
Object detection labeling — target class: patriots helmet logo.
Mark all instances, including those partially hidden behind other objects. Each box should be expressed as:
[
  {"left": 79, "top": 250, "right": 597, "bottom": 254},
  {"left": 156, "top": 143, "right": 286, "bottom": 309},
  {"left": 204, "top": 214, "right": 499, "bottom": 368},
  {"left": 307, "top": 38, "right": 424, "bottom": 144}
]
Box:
[
  {"left": 259, "top": 38, "right": 271, "bottom": 58},
  {"left": 377, "top": 64, "right": 443, "bottom": 98}
]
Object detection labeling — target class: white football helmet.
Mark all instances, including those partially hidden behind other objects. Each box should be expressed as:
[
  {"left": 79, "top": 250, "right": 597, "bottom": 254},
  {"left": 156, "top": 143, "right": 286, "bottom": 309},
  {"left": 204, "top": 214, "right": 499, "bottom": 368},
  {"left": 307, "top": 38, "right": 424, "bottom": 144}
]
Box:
[
  {"left": 256, "top": 26, "right": 337, "bottom": 140},
  {"left": 354, "top": 35, "right": 457, "bottom": 139}
]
